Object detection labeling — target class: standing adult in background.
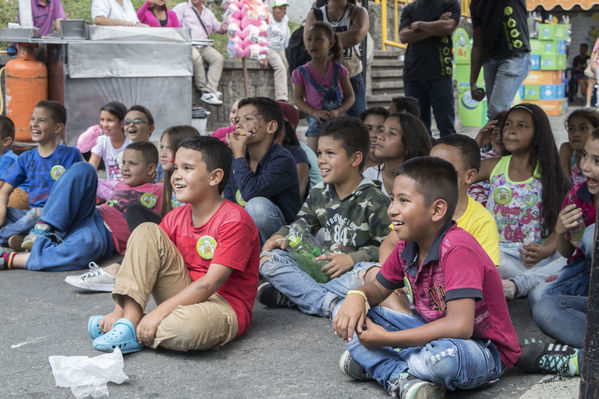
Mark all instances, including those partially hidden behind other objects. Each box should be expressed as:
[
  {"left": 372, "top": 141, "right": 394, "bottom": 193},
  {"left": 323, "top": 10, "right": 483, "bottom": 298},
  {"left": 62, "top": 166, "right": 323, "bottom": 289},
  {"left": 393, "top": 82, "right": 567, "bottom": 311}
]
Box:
[
  {"left": 568, "top": 43, "right": 589, "bottom": 103},
  {"left": 260, "top": 0, "right": 291, "bottom": 102},
  {"left": 470, "top": 0, "right": 531, "bottom": 119},
  {"left": 398, "top": 0, "right": 459, "bottom": 138},
  {"left": 304, "top": 0, "right": 369, "bottom": 116},
  {"left": 92, "top": 0, "right": 145, "bottom": 26},
  {"left": 174, "top": 0, "right": 227, "bottom": 106},
  {"left": 29, "top": 0, "right": 66, "bottom": 36},
  {"left": 137, "top": 0, "right": 180, "bottom": 27}
]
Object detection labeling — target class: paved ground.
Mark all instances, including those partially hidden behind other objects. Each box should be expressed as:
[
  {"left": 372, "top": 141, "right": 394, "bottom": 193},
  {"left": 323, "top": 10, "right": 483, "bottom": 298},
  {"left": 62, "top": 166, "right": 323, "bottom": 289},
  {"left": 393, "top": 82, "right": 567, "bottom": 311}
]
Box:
[
  {"left": 0, "top": 261, "right": 580, "bottom": 399},
  {"left": 0, "top": 106, "right": 583, "bottom": 398}
]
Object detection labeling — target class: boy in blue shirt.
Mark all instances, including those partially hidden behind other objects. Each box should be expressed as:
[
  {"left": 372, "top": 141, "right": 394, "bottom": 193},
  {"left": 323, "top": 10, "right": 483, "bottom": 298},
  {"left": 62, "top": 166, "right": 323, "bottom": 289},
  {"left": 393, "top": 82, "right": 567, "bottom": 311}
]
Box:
[
  {"left": 0, "top": 116, "right": 18, "bottom": 177},
  {"left": 0, "top": 116, "right": 29, "bottom": 211},
  {"left": 224, "top": 97, "right": 301, "bottom": 244},
  {"left": 0, "top": 101, "right": 82, "bottom": 247}
]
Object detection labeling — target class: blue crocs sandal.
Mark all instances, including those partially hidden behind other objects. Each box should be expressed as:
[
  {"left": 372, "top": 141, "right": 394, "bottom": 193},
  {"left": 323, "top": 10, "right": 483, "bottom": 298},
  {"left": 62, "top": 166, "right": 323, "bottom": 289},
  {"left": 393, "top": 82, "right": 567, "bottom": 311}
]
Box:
[
  {"left": 88, "top": 315, "right": 104, "bottom": 339},
  {"left": 93, "top": 318, "right": 144, "bottom": 354}
]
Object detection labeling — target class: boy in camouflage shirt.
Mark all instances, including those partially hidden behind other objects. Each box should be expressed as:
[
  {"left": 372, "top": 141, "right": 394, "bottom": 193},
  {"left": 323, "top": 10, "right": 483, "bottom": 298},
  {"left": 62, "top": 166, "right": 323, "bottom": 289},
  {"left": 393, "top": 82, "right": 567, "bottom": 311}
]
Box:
[{"left": 258, "top": 117, "right": 390, "bottom": 317}]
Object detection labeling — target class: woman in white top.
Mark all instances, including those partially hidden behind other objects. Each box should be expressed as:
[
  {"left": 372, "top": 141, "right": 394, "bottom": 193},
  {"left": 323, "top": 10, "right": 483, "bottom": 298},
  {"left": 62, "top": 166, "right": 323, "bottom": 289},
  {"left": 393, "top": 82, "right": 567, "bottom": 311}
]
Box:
[{"left": 92, "top": 0, "right": 146, "bottom": 26}]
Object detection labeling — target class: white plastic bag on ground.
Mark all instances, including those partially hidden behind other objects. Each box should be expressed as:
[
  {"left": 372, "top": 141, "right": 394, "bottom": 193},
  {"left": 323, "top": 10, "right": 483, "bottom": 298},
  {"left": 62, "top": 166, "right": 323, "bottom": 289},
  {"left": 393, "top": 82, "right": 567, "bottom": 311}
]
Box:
[{"left": 49, "top": 348, "right": 128, "bottom": 398}]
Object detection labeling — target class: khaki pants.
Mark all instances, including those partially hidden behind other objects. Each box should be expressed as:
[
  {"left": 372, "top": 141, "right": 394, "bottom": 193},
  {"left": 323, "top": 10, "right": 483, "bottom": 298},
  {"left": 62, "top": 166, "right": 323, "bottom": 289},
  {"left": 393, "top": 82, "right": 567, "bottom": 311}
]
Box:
[
  {"left": 192, "top": 46, "right": 224, "bottom": 93},
  {"left": 267, "top": 49, "right": 289, "bottom": 101},
  {"left": 113, "top": 223, "right": 238, "bottom": 352}
]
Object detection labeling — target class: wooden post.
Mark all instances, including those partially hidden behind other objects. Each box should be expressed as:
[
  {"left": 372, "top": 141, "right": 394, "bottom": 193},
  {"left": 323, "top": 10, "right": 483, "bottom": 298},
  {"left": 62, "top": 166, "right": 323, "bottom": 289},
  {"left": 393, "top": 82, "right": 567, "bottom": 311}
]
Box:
[
  {"left": 242, "top": 57, "right": 249, "bottom": 97},
  {"left": 580, "top": 215, "right": 599, "bottom": 398}
]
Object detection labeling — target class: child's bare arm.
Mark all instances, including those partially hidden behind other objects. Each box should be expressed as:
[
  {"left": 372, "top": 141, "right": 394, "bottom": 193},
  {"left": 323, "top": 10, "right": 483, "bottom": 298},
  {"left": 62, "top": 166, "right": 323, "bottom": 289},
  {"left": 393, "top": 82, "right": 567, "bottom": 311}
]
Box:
[
  {"left": 379, "top": 231, "right": 399, "bottom": 264},
  {"left": 555, "top": 204, "right": 583, "bottom": 257},
  {"left": 88, "top": 153, "right": 102, "bottom": 170},
  {"left": 0, "top": 182, "right": 15, "bottom": 227},
  {"left": 475, "top": 157, "right": 501, "bottom": 182},
  {"left": 357, "top": 298, "right": 475, "bottom": 349},
  {"left": 334, "top": 279, "right": 393, "bottom": 342},
  {"left": 136, "top": 263, "right": 233, "bottom": 346},
  {"left": 293, "top": 84, "right": 318, "bottom": 117},
  {"left": 330, "top": 74, "right": 355, "bottom": 118}
]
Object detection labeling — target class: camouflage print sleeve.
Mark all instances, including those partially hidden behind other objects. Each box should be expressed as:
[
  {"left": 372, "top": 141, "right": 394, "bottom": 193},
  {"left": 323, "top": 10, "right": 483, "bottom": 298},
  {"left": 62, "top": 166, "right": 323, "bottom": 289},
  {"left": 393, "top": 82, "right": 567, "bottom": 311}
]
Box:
[
  {"left": 347, "top": 187, "right": 391, "bottom": 264},
  {"left": 274, "top": 183, "right": 325, "bottom": 238}
]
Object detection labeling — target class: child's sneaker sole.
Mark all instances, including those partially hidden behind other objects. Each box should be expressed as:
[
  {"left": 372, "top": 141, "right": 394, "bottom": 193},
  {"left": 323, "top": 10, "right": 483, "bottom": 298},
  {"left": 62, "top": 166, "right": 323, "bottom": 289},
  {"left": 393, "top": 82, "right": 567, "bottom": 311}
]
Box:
[{"left": 8, "top": 235, "right": 25, "bottom": 252}]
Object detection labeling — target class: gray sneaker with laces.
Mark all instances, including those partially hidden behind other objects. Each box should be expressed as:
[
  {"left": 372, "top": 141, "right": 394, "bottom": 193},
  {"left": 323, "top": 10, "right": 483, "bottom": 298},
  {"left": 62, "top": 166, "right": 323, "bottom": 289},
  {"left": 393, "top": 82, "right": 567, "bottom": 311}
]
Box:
[{"left": 64, "top": 262, "right": 116, "bottom": 292}]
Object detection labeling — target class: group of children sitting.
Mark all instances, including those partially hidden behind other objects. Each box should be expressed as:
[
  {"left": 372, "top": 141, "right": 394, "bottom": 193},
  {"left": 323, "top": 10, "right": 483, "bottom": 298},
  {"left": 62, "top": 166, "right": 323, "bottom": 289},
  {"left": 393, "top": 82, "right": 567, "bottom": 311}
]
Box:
[{"left": 0, "top": 94, "right": 594, "bottom": 398}]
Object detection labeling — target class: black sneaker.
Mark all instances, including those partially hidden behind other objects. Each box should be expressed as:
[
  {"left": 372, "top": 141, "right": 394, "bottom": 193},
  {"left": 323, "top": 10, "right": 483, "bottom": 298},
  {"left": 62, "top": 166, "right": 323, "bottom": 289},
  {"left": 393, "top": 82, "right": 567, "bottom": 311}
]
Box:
[
  {"left": 518, "top": 338, "right": 579, "bottom": 377},
  {"left": 388, "top": 373, "right": 446, "bottom": 399},
  {"left": 339, "top": 350, "right": 370, "bottom": 381},
  {"left": 257, "top": 282, "right": 294, "bottom": 308}
]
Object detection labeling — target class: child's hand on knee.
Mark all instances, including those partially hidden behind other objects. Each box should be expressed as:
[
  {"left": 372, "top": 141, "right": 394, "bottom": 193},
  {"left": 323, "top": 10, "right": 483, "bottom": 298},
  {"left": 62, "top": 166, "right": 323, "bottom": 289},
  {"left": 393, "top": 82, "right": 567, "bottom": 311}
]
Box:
[
  {"left": 262, "top": 234, "right": 286, "bottom": 252},
  {"left": 318, "top": 253, "right": 353, "bottom": 278},
  {"left": 333, "top": 293, "right": 368, "bottom": 342},
  {"left": 136, "top": 310, "right": 164, "bottom": 346},
  {"left": 357, "top": 318, "right": 387, "bottom": 349}
]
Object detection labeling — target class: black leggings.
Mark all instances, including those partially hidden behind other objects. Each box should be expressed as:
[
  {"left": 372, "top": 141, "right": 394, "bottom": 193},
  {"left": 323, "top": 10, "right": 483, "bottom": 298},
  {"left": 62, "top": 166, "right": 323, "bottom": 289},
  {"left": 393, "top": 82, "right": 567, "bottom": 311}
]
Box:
[{"left": 125, "top": 203, "right": 162, "bottom": 232}]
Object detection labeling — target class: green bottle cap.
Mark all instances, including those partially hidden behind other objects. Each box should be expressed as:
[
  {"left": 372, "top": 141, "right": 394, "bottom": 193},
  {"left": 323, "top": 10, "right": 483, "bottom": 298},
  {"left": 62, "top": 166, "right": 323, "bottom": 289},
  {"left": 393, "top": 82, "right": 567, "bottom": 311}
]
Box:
[{"left": 312, "top": 247, "right": 321, "bottom": 257}]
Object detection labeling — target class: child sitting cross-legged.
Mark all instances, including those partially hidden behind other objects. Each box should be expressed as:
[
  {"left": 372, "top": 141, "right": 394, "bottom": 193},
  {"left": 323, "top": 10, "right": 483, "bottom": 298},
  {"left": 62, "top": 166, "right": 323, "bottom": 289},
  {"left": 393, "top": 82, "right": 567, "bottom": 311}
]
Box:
[
  {"left": 0, "top": 142, "right": 162, "bottom": 271},
  {"left": 88, "top": 136, "right": 260, "bottom": 354},
  {"left": 0, "top": 101, "right": 82, "bottom": 250},
  {"left": 258, "top": 116, "right": 390, "bottom": 317},
  {"left": 333, "top": 156, "right": 521, "bottom": 398}
]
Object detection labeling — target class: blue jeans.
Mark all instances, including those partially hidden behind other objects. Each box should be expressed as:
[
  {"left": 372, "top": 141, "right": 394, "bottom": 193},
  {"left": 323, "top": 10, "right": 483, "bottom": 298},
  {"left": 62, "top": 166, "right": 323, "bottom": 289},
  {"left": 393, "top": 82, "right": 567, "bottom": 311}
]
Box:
[
  {"left": 259, "top": 248, "right": 373, "bottom": 317},
  {"left": 483, "top": 52, "right": 531, "bottom": 119},
  {"left": 533, "top": 295, "right": 586, "bottom": 348},
  {"left": 348, "top": 306, "right": 503, "bottom": 393},
  {"left": 25, "top": 162, "right": 114, "bottom": 271},
  {"left": 347, "top": 73, "right": 366, "bottom": 117},
  {"left": 404, "top": 78, "right": 456, "bottom": 137},
  {"left": 0, "top": 207, "right": 41, "bottom": 245},
  {"left": 245, "top": 197, "right": 286, "bottom": 246},
  {"left": 543, "top": 224, "right": 595, "bottom": 298}
]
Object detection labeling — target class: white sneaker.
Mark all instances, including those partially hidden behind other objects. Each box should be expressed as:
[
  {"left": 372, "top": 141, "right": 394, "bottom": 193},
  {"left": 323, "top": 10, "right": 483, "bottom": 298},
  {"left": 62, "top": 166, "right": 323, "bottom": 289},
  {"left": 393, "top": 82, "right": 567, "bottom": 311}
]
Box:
[
  {"left": 214, "top": 90, "right": 222, "bottom": 98},
  {"left": 64, "top": 262, "right": 116, "bottom": 292},
  {"left": 200, "top": 92, "right": 223, "bottom": 105}
]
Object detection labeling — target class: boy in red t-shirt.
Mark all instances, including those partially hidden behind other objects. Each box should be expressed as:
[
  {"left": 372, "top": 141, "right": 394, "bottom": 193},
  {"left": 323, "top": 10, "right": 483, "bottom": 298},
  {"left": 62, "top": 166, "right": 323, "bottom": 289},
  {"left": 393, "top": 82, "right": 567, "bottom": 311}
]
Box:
[
  {"left": 333, "top": 156, "right": 522, "bottom": 398},
  {"left": 90, "top": 136, "right": 260, "bottom": 354}
]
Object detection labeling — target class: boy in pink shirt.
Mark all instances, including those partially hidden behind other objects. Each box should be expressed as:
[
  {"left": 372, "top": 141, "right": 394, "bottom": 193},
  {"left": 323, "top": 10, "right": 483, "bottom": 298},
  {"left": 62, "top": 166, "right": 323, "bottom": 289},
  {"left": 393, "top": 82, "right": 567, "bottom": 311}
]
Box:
[{"left": 334, "top": 156, "right": 521, "bottom": 398}]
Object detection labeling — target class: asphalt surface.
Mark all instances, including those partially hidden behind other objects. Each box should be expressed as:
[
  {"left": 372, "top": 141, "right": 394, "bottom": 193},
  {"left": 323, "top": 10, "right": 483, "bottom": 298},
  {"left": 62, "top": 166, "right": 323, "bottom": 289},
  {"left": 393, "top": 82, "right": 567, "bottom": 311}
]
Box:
[{"left": 0, "top": 265, "right": 573, "bottom": 399}]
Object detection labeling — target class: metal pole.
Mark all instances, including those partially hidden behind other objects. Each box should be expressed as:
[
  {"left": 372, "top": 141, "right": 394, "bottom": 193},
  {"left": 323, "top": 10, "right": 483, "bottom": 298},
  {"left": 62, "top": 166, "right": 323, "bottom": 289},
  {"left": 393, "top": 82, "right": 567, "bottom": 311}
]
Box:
[
  {"left": 242, "top": 57, "right": 249, "bottom": 97},
  {"left": 18, "top": 0, "right": 33, "bottom": 27},
  {"left": 361, "top": 0, "right": 368, "bottom": 94},
  {"left": 580, "top": 212, "right": 599, "bottom": 398}
]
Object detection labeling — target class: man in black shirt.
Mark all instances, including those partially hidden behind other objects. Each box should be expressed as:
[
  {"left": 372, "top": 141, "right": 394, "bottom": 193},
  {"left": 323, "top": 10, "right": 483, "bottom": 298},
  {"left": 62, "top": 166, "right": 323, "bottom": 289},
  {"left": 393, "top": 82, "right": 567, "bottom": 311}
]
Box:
[
  {"left": 569, "top": 43, "right": 590, "bottom": 102},
  {"left": 399, "top": 0, "right": 460, "bottom": 137},
  {"left": 470, "top": 0, "right": 531, "bottom": 119}
]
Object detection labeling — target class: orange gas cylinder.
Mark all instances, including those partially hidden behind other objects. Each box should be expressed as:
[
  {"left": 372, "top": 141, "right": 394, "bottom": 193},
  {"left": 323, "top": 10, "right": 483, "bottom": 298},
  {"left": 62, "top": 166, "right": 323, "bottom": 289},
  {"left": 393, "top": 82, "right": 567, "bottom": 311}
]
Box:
[{"left": 5, "top": 43, "right": 48, "bottom": 142}]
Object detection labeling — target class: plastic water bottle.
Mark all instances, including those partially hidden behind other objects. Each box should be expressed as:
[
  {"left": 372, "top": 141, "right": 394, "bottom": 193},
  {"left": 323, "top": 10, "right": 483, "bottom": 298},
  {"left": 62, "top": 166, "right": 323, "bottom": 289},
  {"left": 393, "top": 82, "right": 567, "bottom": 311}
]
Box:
[{"left": 286, "top": 222, "right": 331, "bottom": 283}]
